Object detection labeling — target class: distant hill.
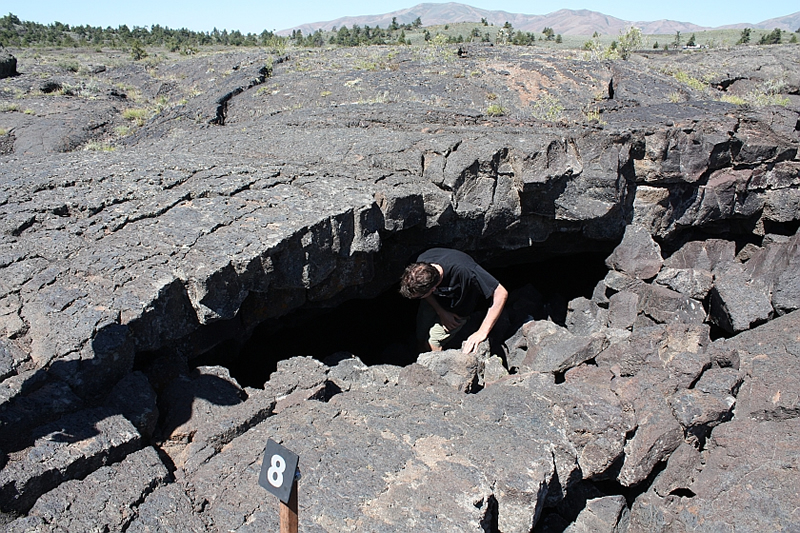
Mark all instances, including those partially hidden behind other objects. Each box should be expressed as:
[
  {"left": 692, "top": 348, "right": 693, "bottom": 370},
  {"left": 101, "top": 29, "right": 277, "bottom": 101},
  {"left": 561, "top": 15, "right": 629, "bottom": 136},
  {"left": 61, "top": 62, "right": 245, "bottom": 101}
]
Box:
[
  {"left": 719, "top": 12, "right": 800, "bottom": 32},
  {"left": 634, "top": 20, "right": 709, "bottom": 35},
  {"left": 279, "top": 2, "right": 799, "bottom": 36}
]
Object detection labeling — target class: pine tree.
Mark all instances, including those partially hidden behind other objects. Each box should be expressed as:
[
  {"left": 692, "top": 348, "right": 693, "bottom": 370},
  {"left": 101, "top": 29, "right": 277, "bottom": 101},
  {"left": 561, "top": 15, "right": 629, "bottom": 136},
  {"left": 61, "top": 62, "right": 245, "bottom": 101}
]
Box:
[{"left": 736, "top": 28, "right": 751, "bottom": 45}]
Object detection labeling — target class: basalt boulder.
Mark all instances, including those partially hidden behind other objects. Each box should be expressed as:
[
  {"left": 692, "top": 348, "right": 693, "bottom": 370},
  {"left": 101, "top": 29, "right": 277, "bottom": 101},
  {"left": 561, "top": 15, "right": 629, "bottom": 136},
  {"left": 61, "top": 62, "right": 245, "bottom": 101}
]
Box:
[{"left": 0, "top": 50, "right": 16, "bottom": 79}]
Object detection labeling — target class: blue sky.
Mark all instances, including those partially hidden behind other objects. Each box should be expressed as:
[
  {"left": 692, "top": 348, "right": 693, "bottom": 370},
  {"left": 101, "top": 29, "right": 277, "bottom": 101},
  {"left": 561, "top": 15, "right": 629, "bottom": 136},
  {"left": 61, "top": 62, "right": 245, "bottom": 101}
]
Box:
[{"left": 8, "top": 1, "right": 798, "bottom": 34}]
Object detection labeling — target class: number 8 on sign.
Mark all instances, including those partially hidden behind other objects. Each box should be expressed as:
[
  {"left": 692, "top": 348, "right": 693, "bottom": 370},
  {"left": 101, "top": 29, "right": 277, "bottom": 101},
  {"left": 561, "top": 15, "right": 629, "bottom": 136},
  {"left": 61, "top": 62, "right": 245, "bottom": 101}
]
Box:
[
  {"left": 268, "top": 454, "right": 286, "bottom": 488},
  {"left": 259, "top": 439, "right": 299, "bottom": 504}
]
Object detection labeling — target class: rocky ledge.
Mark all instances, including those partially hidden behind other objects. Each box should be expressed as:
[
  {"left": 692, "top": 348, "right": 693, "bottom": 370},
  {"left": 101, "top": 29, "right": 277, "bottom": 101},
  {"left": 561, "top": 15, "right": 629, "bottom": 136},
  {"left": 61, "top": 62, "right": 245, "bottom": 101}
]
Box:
[{"left": 1, "top": 43, "right": 799, "bottom": 531}]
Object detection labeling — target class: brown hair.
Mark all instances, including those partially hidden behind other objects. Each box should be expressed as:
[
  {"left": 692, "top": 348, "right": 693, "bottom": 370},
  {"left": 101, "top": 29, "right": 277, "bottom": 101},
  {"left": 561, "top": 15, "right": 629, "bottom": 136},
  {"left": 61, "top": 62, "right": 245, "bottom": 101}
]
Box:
[{"left": 399, "top": 262, "right": 441, "bottom": 299}]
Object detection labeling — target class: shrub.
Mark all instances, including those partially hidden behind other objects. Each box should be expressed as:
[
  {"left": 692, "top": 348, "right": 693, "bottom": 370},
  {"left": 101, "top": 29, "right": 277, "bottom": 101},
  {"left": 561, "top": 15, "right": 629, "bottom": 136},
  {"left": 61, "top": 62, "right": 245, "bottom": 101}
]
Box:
[
  {"left": 584, "top": 108, "right": 605, "bottom": 124},
  {"left": 582, "top": 39, "right": 601, "bottom": 59},
  {"left": 618, "top": 26, "right": 642, "bottom": 59},
  {"left": 485, "top": 104, "right": 505, "bottom": 116},
  {"left": 530, "top": 94, "right": 563, "bottom": 121},
  {"left": 719, "top": 94, "right": 747, "bottom": 105},
  {"left": 122, "top": 108, "right": 149, "bottom": 126},
  {"left": 736, "top": 28, "right": 752, "bottom": 45},
  {"left": 84, "top": 141, "right": 115, "bottom": 152},
  {"left": 759, "top": 28, "right": 782, "bottom": 45},
  {"left": 131, "top": 40, "right": 148, "bottom": 61},
  {"left": 57, "top": 60, "right": 80, "bottom": 72},
  {"left": 717, "top": 80, "right": 790, "bottom": 107},
  {"left": 670, "top": 70, "right": 705, "bottom": 91}
]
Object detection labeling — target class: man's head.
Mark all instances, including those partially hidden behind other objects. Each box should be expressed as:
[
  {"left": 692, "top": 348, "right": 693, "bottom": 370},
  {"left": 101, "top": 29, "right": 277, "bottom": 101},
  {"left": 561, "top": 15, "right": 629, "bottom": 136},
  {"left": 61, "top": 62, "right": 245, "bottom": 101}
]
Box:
[{"left": 400, "top": 262, "right": 441, "bottom": 299}]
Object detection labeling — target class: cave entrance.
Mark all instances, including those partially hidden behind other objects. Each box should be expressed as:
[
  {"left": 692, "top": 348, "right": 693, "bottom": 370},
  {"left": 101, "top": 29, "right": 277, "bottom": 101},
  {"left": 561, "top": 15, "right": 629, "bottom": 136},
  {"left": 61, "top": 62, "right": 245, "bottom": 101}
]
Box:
[{"left": 199, "top": 250, "right": 612, "bottom": 389}]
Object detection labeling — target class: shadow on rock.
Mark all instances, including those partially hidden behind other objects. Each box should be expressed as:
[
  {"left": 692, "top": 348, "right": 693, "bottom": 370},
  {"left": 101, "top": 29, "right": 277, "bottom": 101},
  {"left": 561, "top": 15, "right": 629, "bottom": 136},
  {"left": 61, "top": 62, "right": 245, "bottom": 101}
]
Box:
[{"left": 0, "top": 334, "right": 248, "bottom": 516}]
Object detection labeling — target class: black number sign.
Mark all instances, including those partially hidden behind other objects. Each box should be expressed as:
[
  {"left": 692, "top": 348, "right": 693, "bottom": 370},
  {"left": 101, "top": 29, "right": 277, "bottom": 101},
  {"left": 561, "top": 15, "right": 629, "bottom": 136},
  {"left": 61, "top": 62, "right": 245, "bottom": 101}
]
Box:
[{"left": 258, "top": 439, "right": 299, "bottom": 504}]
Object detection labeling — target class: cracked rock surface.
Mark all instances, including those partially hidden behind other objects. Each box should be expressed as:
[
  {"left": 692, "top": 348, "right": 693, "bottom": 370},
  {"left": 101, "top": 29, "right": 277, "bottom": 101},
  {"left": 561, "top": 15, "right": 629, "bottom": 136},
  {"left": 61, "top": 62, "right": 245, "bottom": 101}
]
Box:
[{"left": 1, "top": 42, "right": 799, "bottom": 530}]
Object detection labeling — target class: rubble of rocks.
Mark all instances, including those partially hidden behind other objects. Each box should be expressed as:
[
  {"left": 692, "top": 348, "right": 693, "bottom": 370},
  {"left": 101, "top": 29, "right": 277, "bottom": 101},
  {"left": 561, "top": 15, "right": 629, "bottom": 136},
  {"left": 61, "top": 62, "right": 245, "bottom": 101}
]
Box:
[
  {"left": 5, "top": 228, "right": 799, "bottom": 531},
  {"left": 1, "top": 42, "right": 799, "bottom": 530}
]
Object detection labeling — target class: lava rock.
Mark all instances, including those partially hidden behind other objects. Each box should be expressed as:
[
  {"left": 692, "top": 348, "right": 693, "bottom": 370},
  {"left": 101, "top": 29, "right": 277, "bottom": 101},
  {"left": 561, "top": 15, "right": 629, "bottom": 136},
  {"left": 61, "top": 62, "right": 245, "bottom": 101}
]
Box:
[
  {"left": 6, "top": 447, "right": 167, "bottom": 532},
  {"left": 103, "top": 371, "right": 159, "bottom": 439},
  {"left": 605, "top": 225, "right": 664, "bottom": 280},
  {"left": 661, "top": 350, "right": 711, "bottom": 389},
  {"left": 638, "top": 284, "right": 706, "bottom": 326},
  {"left": 0, "top": 378, "right": 85, "bottom": 450},
  {"left": 653, "top": 267, "right": 713, "bottom": 300},
  {"left": 563, "top": 495, "right": 628, "bottom": 533},
  {"left": 0, "top": 343, "right": 12, "bottom": 382},
  {"left": 565, "top": 297, "right": 607, "bottom": 336},
  {"left": 0, "top": 407, "right": 141, "bottom": 513},
  {"left": 417, "top": 348, "right": 484, "bottom": 392},
  {"left": 157, "top": 366, "right": 245, "bottom": 462},
  {"left": 668, "top": 388, "right": 735, "bottom": 440},
  {"left": 709, "top": 262, "right": 773, "bottom": 333},
  {"left": 0, "top": 50, "right": 16, "bottom": 78},
  {"left": 521, "top": 321, "right": 608, "bottom": 374},
  {"left": 663, "top": 238, "right": 736, "bottom": 271},
  {"left": 126, "top": 482, "right": 207, "bottom": 532},
  {"left": 613, "top": 369, "right": 683, "bottom": 487},
  {"left": 693, "top": 367, "right": 742, "bottom": 396},
  {"left": 651, "top": 442, "right": 702, "bottom": 498},
  {"left": 39, "top": 81, "right": 62, "bottom": 94},
  {"left": 607, "top": 290, "right": 638, "bottom": 330},
  {"left": 721, "top": 310, "right": 800, "bottom": 421}
]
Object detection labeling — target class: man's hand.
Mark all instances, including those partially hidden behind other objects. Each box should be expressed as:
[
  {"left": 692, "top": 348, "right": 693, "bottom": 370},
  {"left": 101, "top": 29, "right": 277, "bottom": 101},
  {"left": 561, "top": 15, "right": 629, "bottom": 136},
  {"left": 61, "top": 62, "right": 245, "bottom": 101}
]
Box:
[
  {"left": 462, "top": 283, "right": 508, "bottom": 354},
  {"left": 438, "top": 310, "right": 464, "bottom": 332},
  {"left": 462, "top": 331, "right": 487, "bottom": 354}
]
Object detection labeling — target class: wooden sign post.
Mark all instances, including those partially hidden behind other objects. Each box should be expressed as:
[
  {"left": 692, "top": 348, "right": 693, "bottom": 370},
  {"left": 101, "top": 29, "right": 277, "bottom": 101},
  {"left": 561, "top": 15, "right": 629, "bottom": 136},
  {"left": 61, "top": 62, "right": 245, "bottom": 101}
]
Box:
[
  {"left": 279, "top": 472, "right": 298, "bottom": 533},
  {"left": 259, "top": 439, "right": 300, "bottom": 533}
]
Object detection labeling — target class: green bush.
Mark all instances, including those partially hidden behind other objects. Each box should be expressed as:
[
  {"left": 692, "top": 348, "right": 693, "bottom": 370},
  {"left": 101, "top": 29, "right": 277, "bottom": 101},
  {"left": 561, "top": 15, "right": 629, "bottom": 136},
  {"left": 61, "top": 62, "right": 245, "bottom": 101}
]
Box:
[
  {"left": 130, "top": 40, "right": 147, "bottom": 60},
  {"left": 485, "top": 104, "right": 505, "bottom": 116},
  {"left": 56, "top": 60, "right": 80, "bottom": 72},
  {"left": 530, "top": 94, "right": 563, "bottom": 121},
  {"left": 618, "top": 27, "right": 642, "bottom": 59},
  {"left": 122, "top": 107, "right": 150, "bottom": 126},
  {"left": 759, "top": 28, "right": 782, "bottom": 45},
  {"left": 736, "top": 28, "right": 751, "bottom": 45},
  {"left": 670, "top": 70, "right": 705, "bottom": 91}
]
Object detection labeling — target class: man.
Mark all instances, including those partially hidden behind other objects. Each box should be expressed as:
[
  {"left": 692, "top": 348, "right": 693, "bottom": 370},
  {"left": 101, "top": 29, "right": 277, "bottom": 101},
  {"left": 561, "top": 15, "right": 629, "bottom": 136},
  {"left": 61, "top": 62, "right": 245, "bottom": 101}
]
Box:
[{"left": 400, "top": 248, "right": 508, "bottom": 354}]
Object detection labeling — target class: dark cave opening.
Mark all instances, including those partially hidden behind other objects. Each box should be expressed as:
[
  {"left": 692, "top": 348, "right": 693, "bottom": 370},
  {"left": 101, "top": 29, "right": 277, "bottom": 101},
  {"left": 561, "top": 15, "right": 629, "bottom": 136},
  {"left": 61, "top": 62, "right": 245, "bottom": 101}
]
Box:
[{"left": 199, "top": 250, "right": 612, "bottom": 389}]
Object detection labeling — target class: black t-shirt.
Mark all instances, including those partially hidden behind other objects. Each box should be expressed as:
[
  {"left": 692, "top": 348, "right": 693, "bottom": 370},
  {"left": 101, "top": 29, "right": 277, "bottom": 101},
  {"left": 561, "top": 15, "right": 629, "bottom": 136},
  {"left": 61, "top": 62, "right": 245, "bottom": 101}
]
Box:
[{"left": 417, "top": 248, "right": 499, "bottom": 317}]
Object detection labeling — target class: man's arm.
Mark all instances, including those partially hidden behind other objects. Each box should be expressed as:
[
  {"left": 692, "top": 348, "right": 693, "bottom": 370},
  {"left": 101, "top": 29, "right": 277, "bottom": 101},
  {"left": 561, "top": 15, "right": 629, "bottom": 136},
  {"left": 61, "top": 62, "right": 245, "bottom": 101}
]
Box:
[
  {"left": 462, "top": 283, "right": 508, "bottom": 354},
  {"left": 423, "top": 293, "right": 463, "bottom": 332}
]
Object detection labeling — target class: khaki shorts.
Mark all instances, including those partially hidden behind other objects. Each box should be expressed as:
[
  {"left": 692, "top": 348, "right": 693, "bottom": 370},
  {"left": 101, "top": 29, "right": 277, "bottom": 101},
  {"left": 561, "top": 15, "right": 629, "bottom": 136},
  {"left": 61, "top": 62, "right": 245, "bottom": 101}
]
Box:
[{"left": 416, "top": 301, "right": 467, "bottom": 349}]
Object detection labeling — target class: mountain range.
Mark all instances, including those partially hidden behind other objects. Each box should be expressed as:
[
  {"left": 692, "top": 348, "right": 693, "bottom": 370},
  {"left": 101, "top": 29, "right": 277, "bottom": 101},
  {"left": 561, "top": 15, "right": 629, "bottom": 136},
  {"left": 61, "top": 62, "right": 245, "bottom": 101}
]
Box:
[{"left": 279, "top": 2, "right": 800, "bottom": 36}]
